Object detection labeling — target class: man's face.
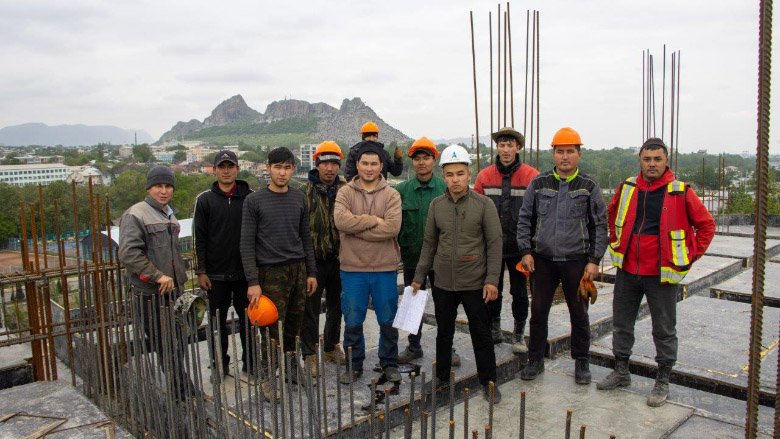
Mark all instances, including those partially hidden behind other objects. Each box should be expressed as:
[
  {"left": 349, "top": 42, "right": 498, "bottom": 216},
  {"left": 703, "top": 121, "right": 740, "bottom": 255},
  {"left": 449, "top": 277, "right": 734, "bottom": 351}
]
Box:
[
  {"left": 497, "top": 138, "right": 520, "bottom": 166},
  {"left": 639, "top": 147, "right": 669, "bottom": 182},
  {"left": 317, "top": 161, "right": 340, "bottom": 185},
  {"left": 443, "top": 163, "right": 471, "bottom": 197},
  {"left": 364, "top": 134, "right": 378, "bottom": 142},
  {"left": 357, "top": 152, "right": 382, "bottom": 183},
  {"left": 552, "top": 146, "right": 581, "bottom": 175},
  {"left": 412, "top": 153, "right": 435, "bottom": 180},
  {"left": 147, "top": 183, "right": 174, "bottom": 207},
  {"left": 266, "top": 161, "right": 294, "bottom": 188},
  {"left": 214, "top": 161, "right": 239, "bottom": 186}
]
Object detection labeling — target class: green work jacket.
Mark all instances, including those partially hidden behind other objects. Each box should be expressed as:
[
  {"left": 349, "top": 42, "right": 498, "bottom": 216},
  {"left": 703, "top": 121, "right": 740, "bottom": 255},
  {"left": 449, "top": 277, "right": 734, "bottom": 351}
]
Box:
[{"left": 395, "top": 175, "right": 447, "bottom": 268}]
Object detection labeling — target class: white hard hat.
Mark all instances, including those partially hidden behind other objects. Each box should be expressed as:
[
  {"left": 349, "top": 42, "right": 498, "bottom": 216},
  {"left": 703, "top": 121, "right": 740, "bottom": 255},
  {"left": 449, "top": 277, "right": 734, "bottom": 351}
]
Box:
[{"left": 439, "top": 144, "right": 471, "bottom": 167}]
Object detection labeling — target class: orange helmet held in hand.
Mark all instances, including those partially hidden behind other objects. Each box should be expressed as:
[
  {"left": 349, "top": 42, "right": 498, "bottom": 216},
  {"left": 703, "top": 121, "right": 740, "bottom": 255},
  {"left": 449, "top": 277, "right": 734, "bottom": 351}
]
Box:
[{"left": 248, "top": 295, "right": 279, "bottom": 327}]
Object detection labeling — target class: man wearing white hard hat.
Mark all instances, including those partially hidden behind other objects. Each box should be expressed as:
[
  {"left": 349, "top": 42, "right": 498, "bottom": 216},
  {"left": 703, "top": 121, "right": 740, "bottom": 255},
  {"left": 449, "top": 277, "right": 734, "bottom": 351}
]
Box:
[{"left": 412, "top": 145, "right": 504, "bottom": 403}]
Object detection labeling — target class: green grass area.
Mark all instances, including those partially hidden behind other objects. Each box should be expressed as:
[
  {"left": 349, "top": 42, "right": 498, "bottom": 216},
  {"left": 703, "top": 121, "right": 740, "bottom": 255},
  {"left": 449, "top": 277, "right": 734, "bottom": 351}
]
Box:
[{"left": 187, "top": 133, "right": 316, "bottom": 148}]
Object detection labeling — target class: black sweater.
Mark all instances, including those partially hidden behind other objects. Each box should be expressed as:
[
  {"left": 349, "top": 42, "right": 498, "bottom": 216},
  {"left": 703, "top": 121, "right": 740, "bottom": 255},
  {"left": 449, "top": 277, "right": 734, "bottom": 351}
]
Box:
[{"left": 193, "top": 180, "right": 252, "bottom": 279}]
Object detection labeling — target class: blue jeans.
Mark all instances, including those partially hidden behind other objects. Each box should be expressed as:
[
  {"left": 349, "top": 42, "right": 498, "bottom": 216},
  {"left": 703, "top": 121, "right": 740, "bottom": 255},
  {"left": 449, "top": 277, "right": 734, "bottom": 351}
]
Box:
[{"left": 340, "top": 271, "right": 399, "bottom": 371}]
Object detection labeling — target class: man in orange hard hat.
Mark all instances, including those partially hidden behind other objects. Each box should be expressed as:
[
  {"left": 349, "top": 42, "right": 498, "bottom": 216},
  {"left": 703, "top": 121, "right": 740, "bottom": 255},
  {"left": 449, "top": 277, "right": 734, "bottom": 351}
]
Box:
[
  {"left": 343, "top": 121, "right": 404, "bottom": 181},
  {"left": 396, "top": 137, "right": 460, "bottom": 367},
  {"left": 516, "top": 127, "right": 607, "bottom": 385},
  {"left": 474, "top": 127, "right": 539, "bottom": 352},
  {"left": 300, "top": 141, "right": 348, "bottom": 375}
]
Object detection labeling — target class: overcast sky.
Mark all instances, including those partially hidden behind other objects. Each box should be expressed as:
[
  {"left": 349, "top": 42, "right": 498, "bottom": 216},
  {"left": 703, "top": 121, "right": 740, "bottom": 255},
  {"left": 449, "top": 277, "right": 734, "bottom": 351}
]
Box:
[{"left": 0, "top": 0, "right": 777, "bottom": 154}]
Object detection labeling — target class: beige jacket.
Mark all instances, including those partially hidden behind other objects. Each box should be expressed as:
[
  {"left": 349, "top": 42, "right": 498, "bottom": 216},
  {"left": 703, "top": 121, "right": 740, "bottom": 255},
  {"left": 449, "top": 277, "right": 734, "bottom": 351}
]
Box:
[{"left": 334, "top": 176, "right": 402, "bottom": 272}]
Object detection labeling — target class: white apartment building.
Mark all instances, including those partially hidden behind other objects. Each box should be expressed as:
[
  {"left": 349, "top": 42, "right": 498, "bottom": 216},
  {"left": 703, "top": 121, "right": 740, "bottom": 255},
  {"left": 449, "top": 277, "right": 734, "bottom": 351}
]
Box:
[
  {"left": 299, "top": 143, "right": 317, "bottom": 169},
  {"left": 0, "top": 164, "right": 74, "bottom": 186}
]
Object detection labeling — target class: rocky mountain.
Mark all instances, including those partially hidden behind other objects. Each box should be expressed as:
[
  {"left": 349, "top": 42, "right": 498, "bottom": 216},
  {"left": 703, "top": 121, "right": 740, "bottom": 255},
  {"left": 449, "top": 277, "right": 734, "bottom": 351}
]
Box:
[
  {"left": 0, "top": 123, "right": 154, "bottom": 147},
  {"left": 157, "top": 95, "right": 411, "bottom": 146}
]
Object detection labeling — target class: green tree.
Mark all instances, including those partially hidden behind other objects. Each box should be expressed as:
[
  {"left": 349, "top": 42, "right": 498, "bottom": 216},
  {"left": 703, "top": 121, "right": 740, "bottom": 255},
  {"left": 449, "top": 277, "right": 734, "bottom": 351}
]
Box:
[
  {"left": 133, "top": 144, "right": 153, "bottom": 163},
  {"left": 110, "top": 170, "right": 148, "bottom": 215},
  {"left": 173, "top": 150, "right": 187, "bottom": 163},
  {"left": 1, "top": 152, "right": 21, "bottom": 165}
]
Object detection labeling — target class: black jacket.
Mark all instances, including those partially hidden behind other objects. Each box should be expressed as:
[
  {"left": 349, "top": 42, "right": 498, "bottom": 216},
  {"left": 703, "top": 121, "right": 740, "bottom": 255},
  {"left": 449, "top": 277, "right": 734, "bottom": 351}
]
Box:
[
  {"left": 193, "top": 180, "right": 252, "bottom": 280},
  {"left": 343, "top": 140, "right": 404, "bottom": 181}
]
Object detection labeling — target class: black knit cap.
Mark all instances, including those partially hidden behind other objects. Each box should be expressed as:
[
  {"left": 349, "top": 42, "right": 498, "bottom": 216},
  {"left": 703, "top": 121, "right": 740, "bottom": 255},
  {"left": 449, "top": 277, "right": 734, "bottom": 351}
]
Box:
[
  {"left": 146, "top": 165, "right": 175, "bottom": 189},
  {"left": 356, "top": 141, "right": 385, "bottom": 161}
]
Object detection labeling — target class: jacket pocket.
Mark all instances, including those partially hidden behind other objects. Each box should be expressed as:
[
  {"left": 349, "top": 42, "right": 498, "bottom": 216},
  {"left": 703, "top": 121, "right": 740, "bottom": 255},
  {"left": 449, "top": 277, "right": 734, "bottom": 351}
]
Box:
[
  {"left": 568, "top": 190, "right": 589, "bottom": 217},
  {"left": 536, "top": 189, "right": 556, "bottom": 216},
  {"left": 668, "top": 229, "right": 691, "bottom": 268},
  {"left": 145, "top": 223, "right": 170, "bottom": 248}
]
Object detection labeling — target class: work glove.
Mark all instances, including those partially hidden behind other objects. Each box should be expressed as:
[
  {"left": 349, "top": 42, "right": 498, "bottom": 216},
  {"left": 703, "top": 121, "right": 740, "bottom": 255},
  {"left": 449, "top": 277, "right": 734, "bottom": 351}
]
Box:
[
  {"left": 578, "top": 272, "right": 597, "bottom": 304},
  {"left": 394, "top": 146, "right": 403, "bottom": 160}
]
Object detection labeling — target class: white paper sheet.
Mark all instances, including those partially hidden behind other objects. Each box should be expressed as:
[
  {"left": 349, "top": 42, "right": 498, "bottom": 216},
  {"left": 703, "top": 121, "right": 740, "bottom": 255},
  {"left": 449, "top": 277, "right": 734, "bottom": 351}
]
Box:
[{"left": 392, "top": 286, "right": 429, "bottom": 335}]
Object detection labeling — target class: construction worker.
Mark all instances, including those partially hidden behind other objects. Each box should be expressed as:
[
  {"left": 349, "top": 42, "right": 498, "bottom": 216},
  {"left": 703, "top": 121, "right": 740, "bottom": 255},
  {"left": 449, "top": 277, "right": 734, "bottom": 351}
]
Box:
[
  {"left": 474, "top": 127, "right": 539, "bottom": 351},
  {"left": 516, "top": 128, "right": 607, "bottom": 384},
  {"left": 300, "top": 141, "right": 348, "bottom": 374},
  {"left": 596, "top": 138, "right": 715, "bottom": 407},
  {"left": 118, "top": 165, "right": 194, "bottom": 401},
  {"left": 396, "top": 137, "right": 460, "bottom": 367},
  {"left": 343, "top": 121, "right": 404, "bottom": 181},
  {"left": 334, "top": 142, "right": 403, "bottom": 385},
  {"left": 239, "top": 147, "right": 318, "bottom": 401},
  {"left": 413, "top": 144, "right": 503, "bottom": 403},
  {"left": 193, "top": 150, "right": 254, "bottom": 376}
]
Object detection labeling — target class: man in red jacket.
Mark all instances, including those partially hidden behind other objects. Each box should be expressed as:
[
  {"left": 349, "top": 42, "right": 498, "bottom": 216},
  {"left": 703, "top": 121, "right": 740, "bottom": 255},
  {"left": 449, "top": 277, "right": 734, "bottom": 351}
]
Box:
[{"left": 596, "top": 138, "right": 715, "bottom": 407}]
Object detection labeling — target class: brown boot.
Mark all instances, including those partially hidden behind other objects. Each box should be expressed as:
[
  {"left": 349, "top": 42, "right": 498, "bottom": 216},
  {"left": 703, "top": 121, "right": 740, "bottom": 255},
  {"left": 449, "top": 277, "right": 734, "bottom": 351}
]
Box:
[
  {"left": 324, "top": 344, "right": 346, "bottom": 365},
  {"left": 305, "top": 355, "right": 319, "bottom": 378}
]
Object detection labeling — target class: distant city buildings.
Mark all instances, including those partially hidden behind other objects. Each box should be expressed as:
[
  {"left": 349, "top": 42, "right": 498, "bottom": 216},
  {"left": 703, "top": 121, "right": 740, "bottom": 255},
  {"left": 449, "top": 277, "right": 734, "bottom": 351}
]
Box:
[
  {"left": 0, "top": 164, "right": 75, "bottom": 186},
  {"left": 299, "top": 143, "right": 317, "bottom": 169}
]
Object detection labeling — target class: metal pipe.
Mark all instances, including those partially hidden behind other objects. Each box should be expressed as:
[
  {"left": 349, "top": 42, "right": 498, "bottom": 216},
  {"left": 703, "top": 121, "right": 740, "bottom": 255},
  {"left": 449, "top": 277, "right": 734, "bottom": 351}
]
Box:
[
  {"left": 470, "top": 11, "right": 481, "bottom": 171},
  {"left": 489, "top": 11, "right": 494, "bottom": 165},
  {"left": 507, "top": 2, "right": 514, "bottom": 127}
]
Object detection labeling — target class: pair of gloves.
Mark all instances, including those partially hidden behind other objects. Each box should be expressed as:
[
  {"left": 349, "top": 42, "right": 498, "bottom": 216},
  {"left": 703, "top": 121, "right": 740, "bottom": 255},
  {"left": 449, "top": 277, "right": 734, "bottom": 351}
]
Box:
[{"left": 515, "top": 261, "right": 597, "bottom": 304}]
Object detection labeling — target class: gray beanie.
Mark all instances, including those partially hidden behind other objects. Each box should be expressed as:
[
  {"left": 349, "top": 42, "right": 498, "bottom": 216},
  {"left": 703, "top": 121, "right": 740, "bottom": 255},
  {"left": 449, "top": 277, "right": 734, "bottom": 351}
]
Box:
[{"left": 146, "top": 166, "right": 176, "bottom": 189}]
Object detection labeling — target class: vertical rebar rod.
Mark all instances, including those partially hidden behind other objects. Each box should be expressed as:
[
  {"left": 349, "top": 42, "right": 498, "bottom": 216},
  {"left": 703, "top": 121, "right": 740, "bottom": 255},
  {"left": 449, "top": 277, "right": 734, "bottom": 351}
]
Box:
[
  {"left": 747, "top": 0, "right": 773, "bottom": 436},
  {"left": 534, "top": 10, "right": 540, "bottom": 169},
  {"left": 565, "top": 409, "right": 572, "bottom": 439},
  {"left": 489, "top": 11, "right": 494, "bottom": 164},
  {"left": 507, "top": 2, "right": 514, "bottom": 127},
  {"left": 670, "top": 52, "right": 676, "bottom": 169},
  {"left": 503, "top": 10, "right": 508, "bottom": 126},
  {"left": 642, "top": 50, "right": 646, "bottom": 141},
  {"left": 463, "top": 387, "right": 470, "bottom": 439},
  {"left": 579, "top": 425, "right": 586, "bottom": 439},
  {"left": 470, "top": 11, "right": 481, "bottom": 171},
  {"left": 528, "top": 10, "right": 536, "bottom": 167},
  {"left": 674, "top": 50, "right": 681, "bottom": 171},
  {"left": 661, "top": 44, "right": 666, "bottom": 141},
  {"left": 523, "top": 9, "right": 530, "bottom": 163},
  {"left": 497, "top": 3, "right": 501, "bottom": 133}
]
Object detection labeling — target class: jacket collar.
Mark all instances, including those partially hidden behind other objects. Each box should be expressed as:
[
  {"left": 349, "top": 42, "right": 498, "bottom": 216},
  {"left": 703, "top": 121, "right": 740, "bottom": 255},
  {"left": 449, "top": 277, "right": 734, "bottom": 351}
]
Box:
[
  {"left": 144, "top": 195, "right": 174, "bottom": 216},
  {"left": 347, "top": 174, "right": 388, "bottom": 193},
  {"left": 495, "top": 153, "right": 521, "bottom": 175},
  {"left": 210, "top": 179, "right": 251, "bottom": 198}
]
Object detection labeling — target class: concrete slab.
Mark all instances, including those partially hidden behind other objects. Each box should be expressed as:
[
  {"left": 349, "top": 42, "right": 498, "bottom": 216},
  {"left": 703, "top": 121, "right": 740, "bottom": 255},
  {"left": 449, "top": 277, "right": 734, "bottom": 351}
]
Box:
[
  {"left": 704, "top": 234, "right": 780, "bottom": 261},
  {"left": 390, "top": 358, "right": 695, "bottom": 438},
  {"left": 591, "top": 296, "right": 779, "bottom": 405},
  {"left": 710, "top": 262, "right": 780, "bottom": 307},
  {"left": 667, "top": 414, "right": 772, "bottom": 439},
  {"left": 0, "top": 380, "right": 132, "bottom": 438},
  {"left": 715, "top": 224, "right": 780, "bottom": 239},
  {"left": 600, "top": 255, "right": 743, "bottom": 297}
]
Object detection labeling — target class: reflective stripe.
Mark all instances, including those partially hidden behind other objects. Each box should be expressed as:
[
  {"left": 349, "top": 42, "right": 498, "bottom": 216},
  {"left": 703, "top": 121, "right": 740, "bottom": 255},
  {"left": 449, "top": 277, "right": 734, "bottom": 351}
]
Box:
[
  {"left": 660, "top": 266, "right": 689, "bottom": 284},
  {"left": 667, "top": 180, "right": 685, "bottom": 194},
  {"left": 483, "top": 188, "right": 502, "bottom": 196},
  {"left": 511, "top": 189, "right": 527, "bottom": 197},
  {"left": 613, "top": 177, "right": 637, "bottom": 244},
  {"left": 669, "top": 229, "right": 690, "bottom": 266},
  {"left": 608, "top": 246, "right": 624, "bottom": 268}
]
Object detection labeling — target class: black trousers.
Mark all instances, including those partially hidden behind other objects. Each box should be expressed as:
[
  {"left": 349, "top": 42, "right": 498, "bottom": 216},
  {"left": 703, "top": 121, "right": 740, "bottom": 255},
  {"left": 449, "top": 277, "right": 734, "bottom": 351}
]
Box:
[
  {"left": 433, "top": 287, "right": 496, "bottom": 385},
  {"left": 402, "top": 266, "right": 434, "bottom": 351},
  {"left": 487, "top": 256, "right": 529, "bottom": 325},
  {"left": 301, "top": 257, "right": 343, "bottom": 356},
  {"left": 612, "top": 270, "right": 679, "bottom": 366},
  {"left": 527, "top": 256, "right": 591, "bottom": 362},
  {"left": 207, "top": 279, "right": 251, "bottom": 369}
]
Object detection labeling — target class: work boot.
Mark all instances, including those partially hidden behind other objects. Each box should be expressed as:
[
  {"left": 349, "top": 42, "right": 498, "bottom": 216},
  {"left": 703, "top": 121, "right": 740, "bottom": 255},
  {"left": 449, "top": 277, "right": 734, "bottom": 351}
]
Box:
[
  {"left": 339, "top": 369, "right": 363, "bottom": 385},
  {"left": 482, "top": 384, "right": 502, "bottom": 403},
  {"left": 384, "top": 366, "right": 402, "bottom": 384},
  {"left": 491, "top": 317, "right": 503, "bottom": 344},
  {"left": 324, "top": 344, "right": 346, "bottom": 365},
  {"left": 305, "top": 355, "right": 319, "bottom": 378},
  {"left": 261, "top": 380, "right": 281, "bottom": 402},
  {"left": 596, "top": 357, "right": 631, "bottom": 390},
  {"left": 512, "top": 320, "right": 528, "bottom": 354},
  {"left": 646, "top": 364, "right": 672, "bottom": 407},
  {"left": 519, "top": 359, "right": 544, "bottom": 381},
  {"left": 574, "top": 358, "right": 591, "bottom": 385},
  {"left": 398, "top": 345, "right": 423, "bottom": 363},
  {"left": 451, "top": 349, "right": 461, "bottom": 368}
]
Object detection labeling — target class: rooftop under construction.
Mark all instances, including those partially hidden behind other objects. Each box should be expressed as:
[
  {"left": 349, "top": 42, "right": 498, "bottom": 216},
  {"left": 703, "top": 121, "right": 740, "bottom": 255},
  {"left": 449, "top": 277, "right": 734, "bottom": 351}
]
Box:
[{"left": 0, "top": 1, "right": 778, "bottom": 438}]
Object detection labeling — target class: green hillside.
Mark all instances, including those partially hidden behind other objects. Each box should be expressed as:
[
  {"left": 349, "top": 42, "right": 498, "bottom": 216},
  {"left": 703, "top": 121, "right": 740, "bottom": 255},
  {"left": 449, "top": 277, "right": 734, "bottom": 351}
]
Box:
[{"left": 182, "top": 115, "right": 317, "bottom": 147}]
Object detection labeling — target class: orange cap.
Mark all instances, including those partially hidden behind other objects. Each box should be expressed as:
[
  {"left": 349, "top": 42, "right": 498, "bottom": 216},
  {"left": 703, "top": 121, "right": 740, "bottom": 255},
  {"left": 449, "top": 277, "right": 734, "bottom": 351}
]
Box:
[{"left": 247, "top": 295, "right": 279, "bottom": 327}]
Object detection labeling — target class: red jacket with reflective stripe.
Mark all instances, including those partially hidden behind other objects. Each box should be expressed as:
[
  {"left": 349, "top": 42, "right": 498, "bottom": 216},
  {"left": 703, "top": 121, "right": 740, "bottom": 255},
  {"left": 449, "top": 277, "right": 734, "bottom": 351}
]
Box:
[{"left": 607, "top": 169, "right": 715, "bottom": 282}]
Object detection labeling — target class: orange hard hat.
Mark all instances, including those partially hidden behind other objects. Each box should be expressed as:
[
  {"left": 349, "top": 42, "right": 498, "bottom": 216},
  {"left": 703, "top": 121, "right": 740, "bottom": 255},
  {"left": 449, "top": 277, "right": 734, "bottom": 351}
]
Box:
[
  {"left": 360, "top": 121, "right": 380, "bottom": 135},
  {"left": 407, "top": 136, "right": 439, "bottom": 158},
  {"left": 550, "top": 127, "right": 583, "bottom": 147},
  {"left": 514, "top": 260, "right": 531, "bottom": 277},
  {"left": 313, "top": 141, "right": 344, "bottom": 163},
  {"left": 247, "top": 295, "right": 279, "bottom": 327}
]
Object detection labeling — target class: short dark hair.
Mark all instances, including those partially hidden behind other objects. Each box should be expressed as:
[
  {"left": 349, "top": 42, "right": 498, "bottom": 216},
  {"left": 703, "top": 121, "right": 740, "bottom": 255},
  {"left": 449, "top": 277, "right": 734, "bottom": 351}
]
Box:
[
  {"left": 267, "top": 147, "right": 296, "bottom": 165},
  {"left": 639, "top": 137, "right": 668, "bottom": 156}
]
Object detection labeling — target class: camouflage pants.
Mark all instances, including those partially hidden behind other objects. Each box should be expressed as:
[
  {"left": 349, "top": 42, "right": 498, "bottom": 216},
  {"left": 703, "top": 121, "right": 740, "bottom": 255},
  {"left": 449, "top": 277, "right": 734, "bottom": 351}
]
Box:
[{"left": 257, "top": 260, "right": 307, "bottom": 369}]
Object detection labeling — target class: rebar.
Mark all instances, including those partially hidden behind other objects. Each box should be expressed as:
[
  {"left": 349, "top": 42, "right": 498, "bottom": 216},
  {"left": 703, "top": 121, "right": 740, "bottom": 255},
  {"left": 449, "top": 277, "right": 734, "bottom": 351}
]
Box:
[
  {"left": 470, "top": 10, "right": 481, "bottom": 171},
  {"left": 565, "top": 409, "right": 573, "bottom": 439}
]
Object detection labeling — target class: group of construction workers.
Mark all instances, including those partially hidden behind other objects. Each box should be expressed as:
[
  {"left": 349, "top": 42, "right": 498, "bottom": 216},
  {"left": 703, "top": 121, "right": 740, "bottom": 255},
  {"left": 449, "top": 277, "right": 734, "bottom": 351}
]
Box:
[{"left": 118, "top": 120, "right": 715, "bottom": 408}]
